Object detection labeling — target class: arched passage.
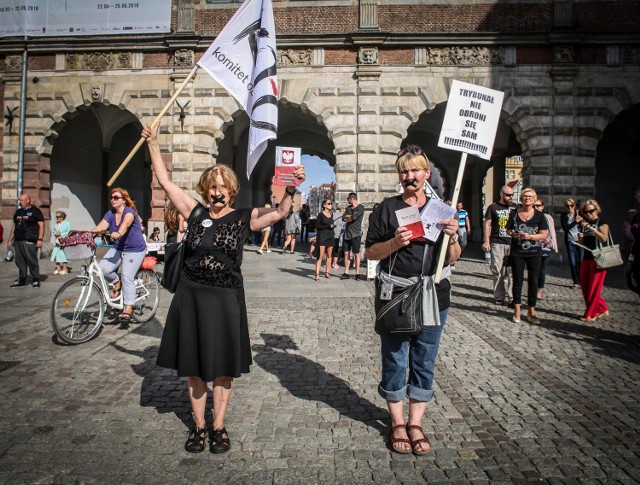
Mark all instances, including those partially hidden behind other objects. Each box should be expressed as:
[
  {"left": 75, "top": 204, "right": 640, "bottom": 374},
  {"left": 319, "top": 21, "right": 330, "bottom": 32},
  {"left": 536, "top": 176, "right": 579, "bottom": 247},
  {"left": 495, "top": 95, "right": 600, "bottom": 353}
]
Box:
[
  {"left": 403, "top": 103, "right": 522, "bottom": 236},
  {"left": 216, "top": 103, "right": 335, "bottom": 208},
  {"left": 50, "top": 105, "right": 150, "bottom": 230},
  {"left": 595, "top": 103, "right": 640, "bottom": 240}
]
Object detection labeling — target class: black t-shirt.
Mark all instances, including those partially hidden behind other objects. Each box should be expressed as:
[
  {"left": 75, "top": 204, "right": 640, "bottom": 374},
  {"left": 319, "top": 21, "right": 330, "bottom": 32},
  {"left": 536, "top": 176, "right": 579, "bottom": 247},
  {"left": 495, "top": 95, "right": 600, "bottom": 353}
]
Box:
[
  {"left": 581, "top": 217, "right": 607, "bottom": 261},
  {"left": 365, "top": 195, "right": 451, "bottom": 310},
  {"left": 485, "top": 202, "right": 515, "bottom": 245},
  {"left": 13, "top": 205, "right": 44, "bottom": 242},
  {"left": 506, "top": 209, "right": 549, "bottom": 257}
]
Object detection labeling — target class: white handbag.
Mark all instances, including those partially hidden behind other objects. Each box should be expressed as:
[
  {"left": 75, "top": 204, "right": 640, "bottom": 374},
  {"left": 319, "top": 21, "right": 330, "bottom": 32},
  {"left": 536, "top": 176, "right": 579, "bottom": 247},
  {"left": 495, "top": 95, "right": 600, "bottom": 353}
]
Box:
[{"left": 573, "top": 232, "right": 623, "bottom": 270}]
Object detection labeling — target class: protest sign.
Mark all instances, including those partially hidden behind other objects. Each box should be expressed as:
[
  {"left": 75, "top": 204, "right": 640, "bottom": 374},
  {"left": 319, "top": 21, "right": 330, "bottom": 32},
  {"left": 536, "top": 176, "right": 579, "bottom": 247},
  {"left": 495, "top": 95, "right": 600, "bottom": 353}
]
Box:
[
  {"left": 437, "top": 80, "right": 505, "bottom": 161},
  {"left": 274, "top": 146, "right": 301, "bottom": 186}
]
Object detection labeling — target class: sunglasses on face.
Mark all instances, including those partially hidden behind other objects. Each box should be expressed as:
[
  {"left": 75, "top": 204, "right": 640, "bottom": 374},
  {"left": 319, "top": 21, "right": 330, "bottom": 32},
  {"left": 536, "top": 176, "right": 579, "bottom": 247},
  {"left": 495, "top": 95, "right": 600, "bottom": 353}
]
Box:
[
  {"left": 566, "top": 204, "right": 574, "bottom": 208},
  {"left": 111, "top": 195, "right": 123, "bottom": 200},
  {"left": 533, "top": 204, "right": 543, "bottom": 208},
  {"left": 397, "top": 146, "right": 424, "bottom": 157},
  {"left": 501, "top": 193, "right": 513, "bottom": 197},
  {"left": 583, "top": 208, "right": 597, "bottom": 214}
]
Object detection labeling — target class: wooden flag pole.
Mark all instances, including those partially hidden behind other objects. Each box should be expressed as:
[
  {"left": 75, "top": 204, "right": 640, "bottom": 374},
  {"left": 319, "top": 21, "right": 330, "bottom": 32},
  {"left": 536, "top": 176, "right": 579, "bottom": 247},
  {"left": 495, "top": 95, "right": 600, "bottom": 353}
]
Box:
[
  {"left": 434, "top": 152, "right": 467, "bottom": 284},
  {"left": 107, "top": 65, "right": 200, "bottom": 187}
]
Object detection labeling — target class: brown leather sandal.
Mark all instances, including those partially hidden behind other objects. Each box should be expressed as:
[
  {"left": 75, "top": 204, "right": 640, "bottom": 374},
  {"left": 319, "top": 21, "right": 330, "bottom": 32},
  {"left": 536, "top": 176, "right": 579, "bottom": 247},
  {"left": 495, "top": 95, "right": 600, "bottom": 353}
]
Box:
[
  {"left": 389, "top": 424, "right": 412, "bottom": 454},
  {"left": 406, "top": 424, "right": 431, "bottom": 455}
]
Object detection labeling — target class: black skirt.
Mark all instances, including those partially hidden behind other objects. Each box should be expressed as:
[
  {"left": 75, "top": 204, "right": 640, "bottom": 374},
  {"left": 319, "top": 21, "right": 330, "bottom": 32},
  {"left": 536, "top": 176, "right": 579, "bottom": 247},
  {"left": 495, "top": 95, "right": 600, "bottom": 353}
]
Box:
[{"left": 156, "top": 274, "right": 252, "bottom": 381}]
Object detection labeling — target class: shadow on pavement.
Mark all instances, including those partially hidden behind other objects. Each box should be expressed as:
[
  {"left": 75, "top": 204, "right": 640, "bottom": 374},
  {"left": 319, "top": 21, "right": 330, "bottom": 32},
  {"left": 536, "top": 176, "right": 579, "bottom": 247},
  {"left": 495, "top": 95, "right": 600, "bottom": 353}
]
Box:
[
  {"left": 110, "top": 342, "right": 194, "bottom": 431},
  {"left": 253, "top": 333, "right": 388, "bottom": 436}
]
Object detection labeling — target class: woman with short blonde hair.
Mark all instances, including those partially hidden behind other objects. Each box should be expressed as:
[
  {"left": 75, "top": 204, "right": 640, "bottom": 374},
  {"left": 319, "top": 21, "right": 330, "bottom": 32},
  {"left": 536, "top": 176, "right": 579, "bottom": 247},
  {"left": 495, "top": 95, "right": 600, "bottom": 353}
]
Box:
[{"left": 506, "top": 187, "right": 548, "bottom": 324}]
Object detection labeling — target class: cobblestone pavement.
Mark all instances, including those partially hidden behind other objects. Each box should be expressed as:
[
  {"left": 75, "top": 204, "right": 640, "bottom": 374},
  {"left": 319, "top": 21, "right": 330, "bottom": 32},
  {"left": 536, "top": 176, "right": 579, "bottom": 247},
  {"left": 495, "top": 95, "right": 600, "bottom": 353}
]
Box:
[{"left": 0, "top": 243, "right": 638, "bottom": 484}]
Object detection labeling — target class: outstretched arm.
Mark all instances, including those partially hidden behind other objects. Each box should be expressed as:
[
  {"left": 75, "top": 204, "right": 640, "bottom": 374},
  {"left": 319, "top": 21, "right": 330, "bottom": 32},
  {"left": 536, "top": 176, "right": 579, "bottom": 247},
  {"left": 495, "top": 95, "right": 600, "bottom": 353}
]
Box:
[{"left": 251, "top": 167, "right": 306, "bottom": 231}]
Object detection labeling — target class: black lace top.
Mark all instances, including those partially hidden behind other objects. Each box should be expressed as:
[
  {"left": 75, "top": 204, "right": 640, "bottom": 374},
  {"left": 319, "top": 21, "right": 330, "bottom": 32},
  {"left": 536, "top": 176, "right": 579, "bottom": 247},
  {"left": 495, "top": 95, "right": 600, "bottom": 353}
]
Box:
[{"left": 183, "top": 205, "right": 252, "bottom": 288}]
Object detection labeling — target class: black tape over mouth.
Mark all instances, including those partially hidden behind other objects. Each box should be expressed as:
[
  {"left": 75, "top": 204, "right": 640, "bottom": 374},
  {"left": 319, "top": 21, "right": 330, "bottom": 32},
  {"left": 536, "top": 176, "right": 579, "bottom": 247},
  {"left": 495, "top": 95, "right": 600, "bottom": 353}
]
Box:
[
  {"left": 403, "top": 179, "right": 418, "bottom": 188},
  {"left": 211, "top": 194, "right": 226, "bottom": 204}
]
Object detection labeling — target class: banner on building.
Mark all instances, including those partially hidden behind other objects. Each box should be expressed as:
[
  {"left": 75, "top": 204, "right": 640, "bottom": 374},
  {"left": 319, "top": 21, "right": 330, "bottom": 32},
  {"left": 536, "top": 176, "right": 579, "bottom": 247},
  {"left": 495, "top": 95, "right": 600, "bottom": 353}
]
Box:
[
  {"left": 437, "top": 80, "right": 504, "bottom": 160},
  {"left": 0, "top": 0, "right": 171, "bottom": 38},
  {"left": 197, "top": 0, "right": 278, "bottom": 179},
  {"left": 274, "top": 146, "right": 301, "bottom": 186}
]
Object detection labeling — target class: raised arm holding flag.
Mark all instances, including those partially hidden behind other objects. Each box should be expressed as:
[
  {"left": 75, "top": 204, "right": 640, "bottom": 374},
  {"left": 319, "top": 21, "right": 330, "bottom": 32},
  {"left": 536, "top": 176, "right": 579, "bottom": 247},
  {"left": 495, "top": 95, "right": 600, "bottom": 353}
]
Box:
[{"left": 108, "top": 0, "right": 277, "bottom": 186}]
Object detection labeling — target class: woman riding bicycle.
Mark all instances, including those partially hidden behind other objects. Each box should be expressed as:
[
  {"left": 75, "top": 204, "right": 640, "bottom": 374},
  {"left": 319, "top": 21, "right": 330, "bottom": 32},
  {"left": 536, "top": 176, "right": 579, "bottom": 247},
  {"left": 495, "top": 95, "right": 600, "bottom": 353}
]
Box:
[{"left": 90, "top": 187, "right": 146, "bottom": 322}]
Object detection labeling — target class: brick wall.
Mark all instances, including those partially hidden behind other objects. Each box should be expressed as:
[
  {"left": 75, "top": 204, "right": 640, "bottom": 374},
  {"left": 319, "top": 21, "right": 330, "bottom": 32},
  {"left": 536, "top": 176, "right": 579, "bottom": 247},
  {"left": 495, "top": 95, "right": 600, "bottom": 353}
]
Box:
[
  {"left": 29, "top": 55, "right": 55, "bottom": 71},
  {"left": 144, "top": 53, "right": 171, "bottom": 69},
  {"left": 575, "top": 2, "right": 640, "bottom": 31},
  {"left": 197, "top": 6, "right": 358, "bottom": 36},
  {"left": 378, "top": 4, "right": 553, "bottom": 33},
  {"left": 325, "top": 48, "right": 357, "bottom": 66},
  {"left": 380, "top": 48, "right": 413, "bottom": 66}
]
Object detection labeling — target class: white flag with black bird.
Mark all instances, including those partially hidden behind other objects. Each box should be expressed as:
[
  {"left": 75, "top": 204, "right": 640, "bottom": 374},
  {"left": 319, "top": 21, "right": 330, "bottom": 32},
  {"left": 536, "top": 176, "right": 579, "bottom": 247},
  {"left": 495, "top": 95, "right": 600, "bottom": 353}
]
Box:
[{"left": 197, "top": 0, "right": 278, "bottom": 179}]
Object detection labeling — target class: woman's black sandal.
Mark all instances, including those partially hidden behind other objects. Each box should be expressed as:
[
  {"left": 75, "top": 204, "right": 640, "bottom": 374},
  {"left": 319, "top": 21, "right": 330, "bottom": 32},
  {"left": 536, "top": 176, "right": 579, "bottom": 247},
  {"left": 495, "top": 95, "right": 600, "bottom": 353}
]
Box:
[
  {"left": 210, "top": 427, "right": 231, "bottom": 454},
  {"left": 184, "top": 426, "right": 207, "bottom": 453}
]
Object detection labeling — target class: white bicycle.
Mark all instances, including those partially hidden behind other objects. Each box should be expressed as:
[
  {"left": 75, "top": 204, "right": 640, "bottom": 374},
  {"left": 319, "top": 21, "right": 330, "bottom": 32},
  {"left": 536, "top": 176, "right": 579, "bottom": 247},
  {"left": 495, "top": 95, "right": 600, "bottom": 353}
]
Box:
[{"left": 50, "top": 232, "right": 160, "bottom": 344}]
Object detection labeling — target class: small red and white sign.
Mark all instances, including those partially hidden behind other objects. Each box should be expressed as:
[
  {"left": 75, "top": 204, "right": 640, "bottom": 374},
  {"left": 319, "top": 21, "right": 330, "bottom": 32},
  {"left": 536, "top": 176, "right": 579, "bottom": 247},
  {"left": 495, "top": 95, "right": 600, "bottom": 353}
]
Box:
[{"left": 274, "top": 146, "right": 301, "bottom": 186}]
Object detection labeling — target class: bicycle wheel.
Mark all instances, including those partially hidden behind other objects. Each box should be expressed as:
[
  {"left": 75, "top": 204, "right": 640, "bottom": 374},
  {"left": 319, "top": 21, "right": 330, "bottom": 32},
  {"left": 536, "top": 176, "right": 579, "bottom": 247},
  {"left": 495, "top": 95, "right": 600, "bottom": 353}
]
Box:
[
  {"left": 51, "top": 277, "right": 105, "bottom": 344},
  {"left": 132, "top": 269, "right": 160, "bottom": 323}
]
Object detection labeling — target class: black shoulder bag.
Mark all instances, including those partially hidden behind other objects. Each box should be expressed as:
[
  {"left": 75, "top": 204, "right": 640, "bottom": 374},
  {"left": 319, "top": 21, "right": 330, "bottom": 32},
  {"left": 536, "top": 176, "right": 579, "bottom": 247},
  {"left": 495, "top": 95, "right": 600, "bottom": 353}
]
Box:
[
  {"left": 161, "top": 205, "right": 206, "bottom": 293},
  {"left": 374, "top": 244, "right": 430, "bottom": 336}
]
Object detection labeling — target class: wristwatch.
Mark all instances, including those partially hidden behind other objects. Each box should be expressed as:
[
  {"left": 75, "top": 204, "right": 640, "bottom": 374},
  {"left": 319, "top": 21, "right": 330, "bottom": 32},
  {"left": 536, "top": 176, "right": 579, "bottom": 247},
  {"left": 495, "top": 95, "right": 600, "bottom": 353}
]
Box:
[
  {"left": 37, "top": 237, "right": 43, "bottom": 241},
  {"left": 285, "top": 187, "right": 296, "bottom": 197},
  {"left": 449, "top": 234, "right": 459, "bottom": 244}
]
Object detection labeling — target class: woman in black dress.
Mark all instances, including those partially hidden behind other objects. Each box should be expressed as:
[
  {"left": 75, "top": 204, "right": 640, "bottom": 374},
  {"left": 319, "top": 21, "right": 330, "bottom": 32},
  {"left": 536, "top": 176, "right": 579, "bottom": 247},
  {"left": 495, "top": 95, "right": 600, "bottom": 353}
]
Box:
[
  {"left": 142, "top": 124, "right": 305, "bottom": 454},
  {"left": 314, "top": 199, "right": 335, "bottom": 280},
  {"left": 506, "top": 187, "right": 549, "bottom": 325}
]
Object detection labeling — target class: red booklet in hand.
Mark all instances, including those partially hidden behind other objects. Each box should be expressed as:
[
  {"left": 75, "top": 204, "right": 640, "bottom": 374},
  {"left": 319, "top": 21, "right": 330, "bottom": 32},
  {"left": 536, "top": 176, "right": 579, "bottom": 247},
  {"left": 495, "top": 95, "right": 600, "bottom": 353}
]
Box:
[
  {"left": 274, "top": 146, "right": 301, "bottom": 186},
  {"left": 395, "top": 206, "right": 425, "bottom": 240}
]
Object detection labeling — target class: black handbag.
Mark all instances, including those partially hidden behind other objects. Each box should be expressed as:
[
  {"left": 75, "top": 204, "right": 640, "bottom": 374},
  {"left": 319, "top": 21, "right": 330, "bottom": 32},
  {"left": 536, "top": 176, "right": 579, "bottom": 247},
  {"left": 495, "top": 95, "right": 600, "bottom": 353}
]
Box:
[
  {"left": 161, "top": 205, "right": 205, "bottom": 293},
  {"left": 375, "top": 279, "right": 424, "bottom": 335},
  {"left": 374, "top": 245, "right": 430, "bottom": 336}
]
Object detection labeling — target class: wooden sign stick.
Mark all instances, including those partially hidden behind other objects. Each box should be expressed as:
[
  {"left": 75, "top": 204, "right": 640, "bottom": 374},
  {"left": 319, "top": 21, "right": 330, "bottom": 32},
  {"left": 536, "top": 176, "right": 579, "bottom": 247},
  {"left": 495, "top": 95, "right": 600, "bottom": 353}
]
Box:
[
  {"left": 107, "top": 65, "right": 199, "bottom": 187},
  {"left": 434, "top": 152, "right": 467, "bottom": 283}
]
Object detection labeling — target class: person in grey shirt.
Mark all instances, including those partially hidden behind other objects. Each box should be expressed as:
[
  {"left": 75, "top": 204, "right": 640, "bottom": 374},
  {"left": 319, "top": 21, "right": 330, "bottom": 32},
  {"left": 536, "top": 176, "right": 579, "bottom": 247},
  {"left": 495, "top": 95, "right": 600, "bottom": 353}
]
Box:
[
  {"left": 331, "top": 206, "right": 345, "bottom": 269},
  {"left": 341, "top": 192, "right": 365, "bottom": 280}
]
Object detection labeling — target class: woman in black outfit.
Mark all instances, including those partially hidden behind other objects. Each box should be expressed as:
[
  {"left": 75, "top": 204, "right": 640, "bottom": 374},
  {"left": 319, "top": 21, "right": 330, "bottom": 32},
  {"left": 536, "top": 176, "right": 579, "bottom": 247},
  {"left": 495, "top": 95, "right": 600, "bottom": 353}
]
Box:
[
  {"left": 506, "top": 187, "right": 549, "bottom": 325},
  {"left": 315, "top": 199, "right": 335, "bottom": 280},
  {"left": 143, "top": 124, "right": 305, "bottom": 454},
  {"left": 560, "top": 197, "right": 583, "bottom": 287}
]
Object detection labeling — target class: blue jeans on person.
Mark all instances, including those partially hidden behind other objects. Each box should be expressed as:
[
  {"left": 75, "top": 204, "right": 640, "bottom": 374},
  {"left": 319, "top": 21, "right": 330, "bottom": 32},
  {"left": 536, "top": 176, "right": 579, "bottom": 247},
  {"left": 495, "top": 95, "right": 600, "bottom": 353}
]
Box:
[
  {"left": 378, "top": 308, "right": 448, "bottom": 403},
  {"left": 538, "top": 250, "right": 550, "bottom": 289},
  {"left": 457, "top": 228, "right": 468, "bottom": 251},
  {"left": 565, "top": 238, "right": 583, "bottom": 285}
]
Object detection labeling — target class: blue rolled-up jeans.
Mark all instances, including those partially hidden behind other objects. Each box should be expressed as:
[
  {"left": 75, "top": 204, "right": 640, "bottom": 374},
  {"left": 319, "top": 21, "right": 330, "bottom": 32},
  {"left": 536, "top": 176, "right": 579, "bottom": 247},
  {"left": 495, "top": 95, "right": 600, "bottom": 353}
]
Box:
[{"left": 378, "top": 308, "right": 448, "bottom": 403}]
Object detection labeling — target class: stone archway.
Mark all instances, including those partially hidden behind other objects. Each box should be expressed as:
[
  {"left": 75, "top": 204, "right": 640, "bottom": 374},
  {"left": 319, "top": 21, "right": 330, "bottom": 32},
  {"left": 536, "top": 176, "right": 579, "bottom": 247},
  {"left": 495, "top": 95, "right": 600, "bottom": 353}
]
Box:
[
  {"left": 216, "top": 102, "right": 336, "bottom": 209},
  {"left": 595, "top": 103, "right": 640, "bottom": 241},
  {"left": 50, "top": 105, "right": 150, "bottom": 231}
]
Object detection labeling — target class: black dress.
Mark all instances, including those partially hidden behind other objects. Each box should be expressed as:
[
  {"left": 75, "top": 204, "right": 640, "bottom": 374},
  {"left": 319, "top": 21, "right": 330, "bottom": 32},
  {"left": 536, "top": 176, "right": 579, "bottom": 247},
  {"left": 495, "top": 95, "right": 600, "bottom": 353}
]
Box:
[
  {"left": 315, "top": 212, "right": 334, "bottom": 247},
  {"left": 156, "top": 205, "right": 253, "bottom": 381}
]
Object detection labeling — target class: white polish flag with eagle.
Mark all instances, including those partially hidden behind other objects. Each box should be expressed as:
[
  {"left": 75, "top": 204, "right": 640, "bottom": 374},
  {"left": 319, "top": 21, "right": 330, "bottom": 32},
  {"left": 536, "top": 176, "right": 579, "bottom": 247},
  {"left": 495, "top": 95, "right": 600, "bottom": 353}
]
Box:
[{"left": 197, "top": 0, "right": 278, "bottom": 179}]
